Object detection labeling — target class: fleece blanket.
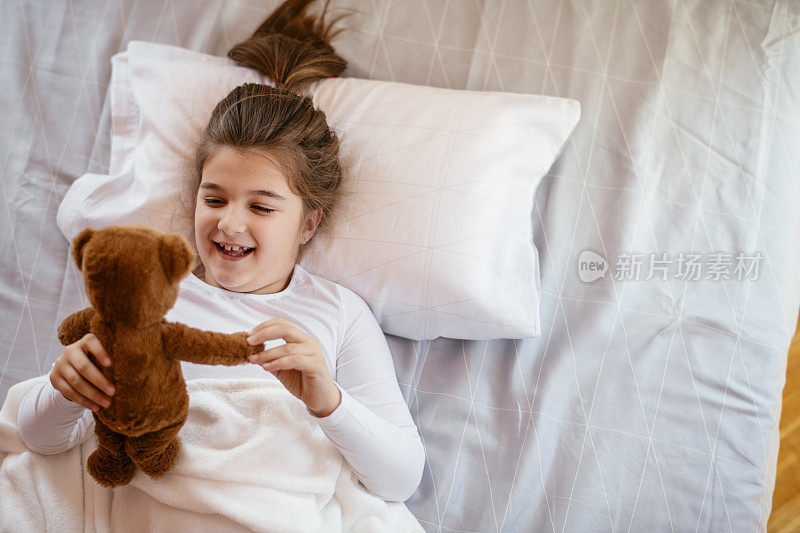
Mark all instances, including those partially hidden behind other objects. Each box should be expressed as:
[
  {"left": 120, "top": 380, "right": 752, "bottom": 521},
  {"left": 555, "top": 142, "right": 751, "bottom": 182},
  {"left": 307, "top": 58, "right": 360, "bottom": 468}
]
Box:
[{"left": 0, "top": 377, "right": 422, "bottom": 532}]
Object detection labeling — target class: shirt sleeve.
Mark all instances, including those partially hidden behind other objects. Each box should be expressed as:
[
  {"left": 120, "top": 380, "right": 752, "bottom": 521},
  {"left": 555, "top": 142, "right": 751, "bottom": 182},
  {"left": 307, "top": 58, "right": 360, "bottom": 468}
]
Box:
[
  {"left": 17, "top": 374, "right": 94, "bottom": 455},
  {"left": 313, "top": 288, "right": 425, "bottom": 503}
]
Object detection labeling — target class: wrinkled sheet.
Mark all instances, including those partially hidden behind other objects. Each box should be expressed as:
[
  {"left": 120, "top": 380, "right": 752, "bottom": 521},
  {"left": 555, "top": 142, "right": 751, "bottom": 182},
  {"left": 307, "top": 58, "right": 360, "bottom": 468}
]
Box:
[
  {"left": 1, "top": 1, "right": 798, "bottom": 531},
  {"left": 0, "top": 377, "right": 421, "bottom": 532}
]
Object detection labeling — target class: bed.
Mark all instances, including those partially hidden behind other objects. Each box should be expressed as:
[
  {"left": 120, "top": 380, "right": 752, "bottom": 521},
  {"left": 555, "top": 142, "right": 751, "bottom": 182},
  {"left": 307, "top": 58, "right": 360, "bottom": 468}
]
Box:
[{"left": 2, "top": 0, "right": 798, "bottom": 531}]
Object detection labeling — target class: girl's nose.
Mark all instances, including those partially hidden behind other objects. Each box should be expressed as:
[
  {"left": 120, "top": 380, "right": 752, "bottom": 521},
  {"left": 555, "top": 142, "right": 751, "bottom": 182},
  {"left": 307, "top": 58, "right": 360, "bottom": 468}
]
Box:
[{"left": 218, "top": 208, "right": 246, "bottom": 235}]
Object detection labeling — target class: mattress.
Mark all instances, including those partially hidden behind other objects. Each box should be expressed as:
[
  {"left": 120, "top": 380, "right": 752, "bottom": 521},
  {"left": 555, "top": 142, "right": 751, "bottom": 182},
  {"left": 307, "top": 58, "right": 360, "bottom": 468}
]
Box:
[{"left": 2, "top": 1, "right": 798, "bottom": 531}]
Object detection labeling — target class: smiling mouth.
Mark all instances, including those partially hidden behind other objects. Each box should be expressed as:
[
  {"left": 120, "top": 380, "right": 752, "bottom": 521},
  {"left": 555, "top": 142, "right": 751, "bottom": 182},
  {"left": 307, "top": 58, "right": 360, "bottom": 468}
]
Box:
[{"left": 214, "top": 242, "right": 255, "bottom": 257}]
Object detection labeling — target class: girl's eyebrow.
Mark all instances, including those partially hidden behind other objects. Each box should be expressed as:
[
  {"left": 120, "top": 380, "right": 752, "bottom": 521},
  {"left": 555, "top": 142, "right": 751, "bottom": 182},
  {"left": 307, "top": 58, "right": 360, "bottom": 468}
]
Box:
[{"left": 199, "top": 182, "right": 286, "bottom": 201}]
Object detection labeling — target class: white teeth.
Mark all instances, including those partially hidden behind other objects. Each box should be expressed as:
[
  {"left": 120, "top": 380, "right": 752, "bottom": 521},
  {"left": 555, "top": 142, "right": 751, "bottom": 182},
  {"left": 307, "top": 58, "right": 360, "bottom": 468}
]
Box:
[{"left": 217, "top": 242, "right": 252, "bottom": 253}]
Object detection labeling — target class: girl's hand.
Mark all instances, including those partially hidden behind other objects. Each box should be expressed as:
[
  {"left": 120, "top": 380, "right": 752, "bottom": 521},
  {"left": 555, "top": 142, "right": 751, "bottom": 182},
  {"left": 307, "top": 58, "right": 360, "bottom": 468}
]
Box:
[
  {"left": 50, "top": 333, "right": 116, "bottom": 412},
  {"left": 246, "top": 317, "right": 341, "bottom": 417}
]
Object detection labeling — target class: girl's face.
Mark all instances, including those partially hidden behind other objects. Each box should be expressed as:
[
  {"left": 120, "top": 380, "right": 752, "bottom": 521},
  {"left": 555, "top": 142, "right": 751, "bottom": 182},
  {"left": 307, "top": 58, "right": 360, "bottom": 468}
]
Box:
[{"left": 194, "top": 146, "right": 320, "bottom": 294}]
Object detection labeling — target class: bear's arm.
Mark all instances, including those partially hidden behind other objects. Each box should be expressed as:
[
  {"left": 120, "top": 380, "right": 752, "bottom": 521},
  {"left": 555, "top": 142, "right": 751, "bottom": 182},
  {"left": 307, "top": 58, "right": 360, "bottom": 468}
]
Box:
[
  {"left": 161, "top": 321, "right": 264, "bottom": 366},
  {"left": 57, "top": 307, "right": 97, "bottom": 346}
]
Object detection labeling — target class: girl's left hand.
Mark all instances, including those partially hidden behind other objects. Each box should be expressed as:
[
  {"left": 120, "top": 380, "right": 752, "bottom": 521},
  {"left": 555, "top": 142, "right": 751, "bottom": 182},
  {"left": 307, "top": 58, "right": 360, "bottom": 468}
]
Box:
[{"left": 246, "top": 317, "right": 341, "bottom": 417}]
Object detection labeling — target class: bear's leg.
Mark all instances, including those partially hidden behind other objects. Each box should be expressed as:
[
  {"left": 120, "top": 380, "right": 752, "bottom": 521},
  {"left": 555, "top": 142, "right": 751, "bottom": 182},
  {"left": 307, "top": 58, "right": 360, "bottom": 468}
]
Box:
[
  {"left": 87, "top": 415, "right": 136, "bottom": 487},
  {"left": 124, "top": 419, "right": 183, "bottom": 478}
]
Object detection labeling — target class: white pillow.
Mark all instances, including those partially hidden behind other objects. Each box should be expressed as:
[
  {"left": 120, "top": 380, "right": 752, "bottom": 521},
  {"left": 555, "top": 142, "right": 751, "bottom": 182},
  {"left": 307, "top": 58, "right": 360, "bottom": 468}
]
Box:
[{"left": 57, "top": 41, "right": 580, "bottom": 341}]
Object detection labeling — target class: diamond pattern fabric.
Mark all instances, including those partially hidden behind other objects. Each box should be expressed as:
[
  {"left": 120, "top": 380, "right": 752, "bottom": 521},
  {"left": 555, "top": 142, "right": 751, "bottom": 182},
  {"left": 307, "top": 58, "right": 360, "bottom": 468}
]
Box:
[{"left": 1, "top": 1, "right": 798, "bottom": 531}]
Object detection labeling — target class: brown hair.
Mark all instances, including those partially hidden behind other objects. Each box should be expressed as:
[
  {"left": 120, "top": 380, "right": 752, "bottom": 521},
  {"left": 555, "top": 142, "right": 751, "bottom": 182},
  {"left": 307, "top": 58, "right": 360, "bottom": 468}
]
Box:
[{"left": 187, "top": 0, "right": 348, "bottom": 262}]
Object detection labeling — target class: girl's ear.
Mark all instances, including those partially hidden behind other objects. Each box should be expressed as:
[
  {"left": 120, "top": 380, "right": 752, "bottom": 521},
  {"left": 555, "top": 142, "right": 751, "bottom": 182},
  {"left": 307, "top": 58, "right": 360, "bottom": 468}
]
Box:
[{"left": 302, "top": 209, "right": 323, "bottom": 243}]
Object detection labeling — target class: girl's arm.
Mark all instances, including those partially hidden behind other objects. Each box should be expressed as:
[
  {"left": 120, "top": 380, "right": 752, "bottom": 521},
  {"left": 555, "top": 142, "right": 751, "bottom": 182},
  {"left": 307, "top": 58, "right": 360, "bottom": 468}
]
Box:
[
  {"left": 17, "top": 375, "right": 94, "bottom": 455},
  {"left": 20, "top": 332, "right": 114, "bottom": 454},
  {"left": 314, "top": 291, "right": 425, "bottom": 503}
]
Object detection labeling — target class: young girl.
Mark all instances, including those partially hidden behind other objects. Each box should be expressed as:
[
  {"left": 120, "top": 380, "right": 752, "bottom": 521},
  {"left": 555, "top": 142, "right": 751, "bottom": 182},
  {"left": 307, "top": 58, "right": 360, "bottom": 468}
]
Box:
[{"left": 17, "top": 0, "right": 424, "bottom": 504}]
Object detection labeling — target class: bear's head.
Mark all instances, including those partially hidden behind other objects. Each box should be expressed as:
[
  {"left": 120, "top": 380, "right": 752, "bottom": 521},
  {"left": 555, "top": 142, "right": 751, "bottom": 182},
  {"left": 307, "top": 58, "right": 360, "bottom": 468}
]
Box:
[{"left": 70, "top": 226, "right": 195, "bottom": 327}]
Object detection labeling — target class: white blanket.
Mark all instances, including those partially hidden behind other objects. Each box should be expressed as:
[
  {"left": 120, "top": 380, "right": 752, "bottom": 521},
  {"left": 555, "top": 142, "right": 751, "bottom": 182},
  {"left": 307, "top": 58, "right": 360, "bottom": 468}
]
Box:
[{"left": 0, "top": 377, "right": 422, "bottom": 532}]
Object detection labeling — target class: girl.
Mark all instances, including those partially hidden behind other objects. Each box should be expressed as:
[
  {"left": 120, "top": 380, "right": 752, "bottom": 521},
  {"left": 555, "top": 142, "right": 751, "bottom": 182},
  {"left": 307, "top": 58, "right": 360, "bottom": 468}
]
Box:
[{"left": 18, "top": 0, "right": 425, "bottom": 503}]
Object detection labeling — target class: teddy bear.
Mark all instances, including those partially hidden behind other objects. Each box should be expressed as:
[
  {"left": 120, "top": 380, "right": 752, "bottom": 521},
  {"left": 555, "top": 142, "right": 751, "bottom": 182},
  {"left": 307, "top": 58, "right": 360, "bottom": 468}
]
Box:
[{"left": 57, "top": 225, "right": 264, "bottom": 488}]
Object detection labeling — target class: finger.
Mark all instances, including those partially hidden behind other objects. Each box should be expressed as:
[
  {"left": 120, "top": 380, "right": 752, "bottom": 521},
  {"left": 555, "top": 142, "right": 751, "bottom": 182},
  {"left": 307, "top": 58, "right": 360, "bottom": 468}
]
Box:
[
  {"left": 248, "top": 322, "right": 308, "bottom": 345},
  {"left": 248, "top": 318, "right": 293, "bottom": 339},
  {"left": 52, "top": 377, "right": 103, "bottom": 412},
  {"left": 249, "top": 317, "right": 288, "bottom": 334},
  {"left": 248, "top": 317, "right": 298, "bottom": 335},
  {"left": 63, "top": 367, "right": 113, "bottom": 408},
  {"left": 73, "top": 358, "right": 116, "bottom": 396},
  {"left": 247, "top": 317, "right": 283, "bottom": 338},
  {"left": 263, "top": 355, "right": 309, "bottom": 373},
  {"left": 247, "top": 318, "right": 280, "bottom": 336},
  {"left": 248, "top": 343, "right": 293, "bottom": 364},
  {"left": 82, "top": 334, "right": 112, "bottom": 367}
]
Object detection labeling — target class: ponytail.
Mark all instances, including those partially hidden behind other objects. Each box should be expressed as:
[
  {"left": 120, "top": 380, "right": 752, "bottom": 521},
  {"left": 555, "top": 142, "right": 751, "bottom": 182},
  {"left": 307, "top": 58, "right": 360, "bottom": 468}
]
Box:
[{"left": 227, "top": 0, "right": 347, "bottom": 93}]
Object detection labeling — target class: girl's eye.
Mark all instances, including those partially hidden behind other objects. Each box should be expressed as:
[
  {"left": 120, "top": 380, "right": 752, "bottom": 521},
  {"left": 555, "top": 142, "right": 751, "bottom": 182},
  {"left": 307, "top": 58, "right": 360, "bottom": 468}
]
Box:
[{"left": 202, "top": 198, "right": 273, "bottom": 214}]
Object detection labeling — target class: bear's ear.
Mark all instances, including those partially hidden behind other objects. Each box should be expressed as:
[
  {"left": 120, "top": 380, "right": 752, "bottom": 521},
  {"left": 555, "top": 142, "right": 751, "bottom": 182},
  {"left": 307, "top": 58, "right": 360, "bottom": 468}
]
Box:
[
  {"left": 159, "top": 233, "right": 194, "bottom": 284},
  {"left": 71, "top": 227, "right": 96, "bottom": 271}
]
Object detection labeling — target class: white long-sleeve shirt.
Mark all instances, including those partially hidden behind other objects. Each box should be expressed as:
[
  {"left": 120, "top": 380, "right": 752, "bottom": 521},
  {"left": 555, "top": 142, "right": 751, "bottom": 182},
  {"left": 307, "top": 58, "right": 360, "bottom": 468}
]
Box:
[{"left": 17, "top": 263, "right": 424, "bottom": 502}]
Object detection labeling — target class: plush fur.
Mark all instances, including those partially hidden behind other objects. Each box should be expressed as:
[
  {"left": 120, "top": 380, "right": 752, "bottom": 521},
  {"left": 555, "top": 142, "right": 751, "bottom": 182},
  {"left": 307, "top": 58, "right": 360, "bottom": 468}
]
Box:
[{"left": 57, "top": 225, "right": 264, "bottom": 488}]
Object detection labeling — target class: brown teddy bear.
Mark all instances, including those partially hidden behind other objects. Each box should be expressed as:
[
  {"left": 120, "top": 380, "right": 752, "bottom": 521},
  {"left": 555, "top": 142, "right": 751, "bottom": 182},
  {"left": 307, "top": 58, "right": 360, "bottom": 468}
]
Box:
[{"left": 57, "top": 225, "right": 264, "bottom": 488}]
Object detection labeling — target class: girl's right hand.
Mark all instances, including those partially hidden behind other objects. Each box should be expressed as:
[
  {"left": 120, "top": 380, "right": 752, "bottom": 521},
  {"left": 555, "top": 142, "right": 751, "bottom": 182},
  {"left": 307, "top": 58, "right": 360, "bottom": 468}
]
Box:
[{"left": 50, "top": 333, "right": 116, "bottom": 412}]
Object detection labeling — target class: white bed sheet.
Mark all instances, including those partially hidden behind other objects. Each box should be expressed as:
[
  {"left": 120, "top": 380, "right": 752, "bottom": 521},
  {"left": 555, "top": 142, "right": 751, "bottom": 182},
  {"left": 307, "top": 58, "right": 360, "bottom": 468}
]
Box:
[{"left": 1, "top": 1, "right": 798, "bottom": 531}]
